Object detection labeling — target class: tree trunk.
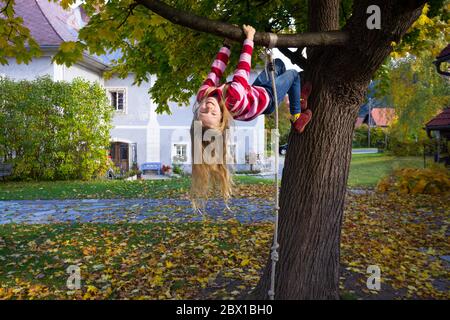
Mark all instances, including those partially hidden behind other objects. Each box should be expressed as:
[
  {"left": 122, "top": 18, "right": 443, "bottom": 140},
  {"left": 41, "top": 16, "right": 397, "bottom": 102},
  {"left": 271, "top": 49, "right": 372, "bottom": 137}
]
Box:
[
  {"left": 253, "top": 77, "right": 365, "bottom": 299},
  {"left": 252, "top": 0, "right": 426, "bottom": 300}
]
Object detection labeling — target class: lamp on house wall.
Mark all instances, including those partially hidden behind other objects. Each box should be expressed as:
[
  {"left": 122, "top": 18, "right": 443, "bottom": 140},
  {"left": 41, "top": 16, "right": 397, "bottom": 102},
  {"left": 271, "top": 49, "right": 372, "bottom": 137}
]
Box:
[{"left": 433, "top": 44, "right": 450, "bottom": 77}]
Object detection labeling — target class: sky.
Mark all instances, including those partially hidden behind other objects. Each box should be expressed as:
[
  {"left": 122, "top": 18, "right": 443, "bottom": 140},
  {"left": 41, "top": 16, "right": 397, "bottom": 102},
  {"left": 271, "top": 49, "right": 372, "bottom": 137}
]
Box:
[{"left": 273, "top": 48, "right": 302, "bottom": 72}]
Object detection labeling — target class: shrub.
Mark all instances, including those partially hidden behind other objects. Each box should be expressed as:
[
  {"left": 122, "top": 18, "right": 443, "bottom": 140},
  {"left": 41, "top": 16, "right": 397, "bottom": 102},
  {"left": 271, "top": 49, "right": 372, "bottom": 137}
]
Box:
[
  {"left": 0, "top": 76, "right": 113, "bottom": 181},
  {"left": 122, "top": 169, "right": 141, "bottom": 179},
  {"left": 353, "top": 124, "right": 387, "bottom": 149},
  {"left": 376, "top": 165, "right": 450, "bottom": 195},
  {"left": 386, "top": 136, "right": 434, "bottom": 157},
  {"left": 172, "top": 163, "right": 183, "bottom": 175}
]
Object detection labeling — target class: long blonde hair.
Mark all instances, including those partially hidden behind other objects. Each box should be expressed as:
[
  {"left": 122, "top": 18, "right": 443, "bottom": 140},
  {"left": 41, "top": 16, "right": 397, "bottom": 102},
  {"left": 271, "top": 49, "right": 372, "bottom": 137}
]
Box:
[{"left": 190, "top": 85, "right": 234, "bottom": 210}]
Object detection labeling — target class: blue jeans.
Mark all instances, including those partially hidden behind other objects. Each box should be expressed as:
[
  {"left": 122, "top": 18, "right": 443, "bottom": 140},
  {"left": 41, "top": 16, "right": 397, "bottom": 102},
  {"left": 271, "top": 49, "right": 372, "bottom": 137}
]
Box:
[{"left": 252, "top": 58, "right": 301, "bottom": 115}]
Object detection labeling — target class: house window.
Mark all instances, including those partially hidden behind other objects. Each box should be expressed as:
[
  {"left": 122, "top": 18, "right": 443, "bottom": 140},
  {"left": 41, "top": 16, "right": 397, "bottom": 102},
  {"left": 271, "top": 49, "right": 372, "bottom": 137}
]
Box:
[
  {"left": 120, "top": 143, "right": 128, "bottom": 161},
  {"left": 107, "top": 88, "right": 127, "bottom": 112},
  {"left": 173, "top": 144, "right": 187, "bottom": 163}
]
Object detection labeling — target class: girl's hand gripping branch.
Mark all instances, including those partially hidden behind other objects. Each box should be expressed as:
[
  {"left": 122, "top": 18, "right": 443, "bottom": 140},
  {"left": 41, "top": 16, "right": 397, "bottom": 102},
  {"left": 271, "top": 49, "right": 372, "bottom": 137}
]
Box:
[{"left": 242, "top": 24, "right": 256, "bottom": 41}]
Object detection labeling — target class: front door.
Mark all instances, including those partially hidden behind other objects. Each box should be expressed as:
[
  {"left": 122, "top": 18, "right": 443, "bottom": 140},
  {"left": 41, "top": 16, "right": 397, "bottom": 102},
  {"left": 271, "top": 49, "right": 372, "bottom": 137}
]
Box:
[{"left": 110, "top": 142, "right": 129, "bottom": 171}]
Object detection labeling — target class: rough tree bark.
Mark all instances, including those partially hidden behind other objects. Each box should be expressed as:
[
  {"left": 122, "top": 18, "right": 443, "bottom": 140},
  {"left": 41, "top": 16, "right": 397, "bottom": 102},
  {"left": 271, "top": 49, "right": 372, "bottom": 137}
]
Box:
[{"left": 135, "top": 0, "right": 427, "bottom": 299}]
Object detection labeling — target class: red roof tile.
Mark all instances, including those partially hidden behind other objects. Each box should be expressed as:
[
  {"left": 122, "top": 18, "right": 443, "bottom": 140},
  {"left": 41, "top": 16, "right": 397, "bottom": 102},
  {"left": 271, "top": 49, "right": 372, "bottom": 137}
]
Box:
[{"left": 370, "top": 107, "right": 395, "bottom": 127}]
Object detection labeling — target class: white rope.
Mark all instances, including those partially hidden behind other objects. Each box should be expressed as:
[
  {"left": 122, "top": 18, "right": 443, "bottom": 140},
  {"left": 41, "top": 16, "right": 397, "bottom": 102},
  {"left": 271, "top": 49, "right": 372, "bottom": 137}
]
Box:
[
  {"left": 264, "top": 34, "right": 278, "bottom": 80},
  {"left": 265, "top": 49, "right": 280, "bottom": 301}
]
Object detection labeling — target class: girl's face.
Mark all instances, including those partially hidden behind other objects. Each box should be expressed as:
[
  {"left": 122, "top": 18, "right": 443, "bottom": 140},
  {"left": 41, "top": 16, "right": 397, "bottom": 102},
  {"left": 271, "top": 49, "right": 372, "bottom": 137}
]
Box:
[{"left": 198, "top": 96, "right": 222, "bottom": 128}]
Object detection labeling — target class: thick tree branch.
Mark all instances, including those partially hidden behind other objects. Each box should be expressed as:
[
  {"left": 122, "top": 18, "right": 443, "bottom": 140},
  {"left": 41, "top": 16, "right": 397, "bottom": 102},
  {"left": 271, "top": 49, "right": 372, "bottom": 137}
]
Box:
[{"left": 134, "top": 0, "right": 349, "bottom": 47}]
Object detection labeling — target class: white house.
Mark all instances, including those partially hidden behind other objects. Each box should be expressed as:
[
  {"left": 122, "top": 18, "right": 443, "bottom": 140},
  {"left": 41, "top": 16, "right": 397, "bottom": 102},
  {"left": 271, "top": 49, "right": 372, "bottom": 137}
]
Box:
[{"left": 0, "top": 0, "right": 266, "bottom": 173}]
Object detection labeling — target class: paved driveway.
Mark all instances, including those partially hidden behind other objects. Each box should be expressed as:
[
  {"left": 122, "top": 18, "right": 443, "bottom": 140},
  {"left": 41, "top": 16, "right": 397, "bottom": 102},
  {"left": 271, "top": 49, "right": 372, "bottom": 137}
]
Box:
[{"left": 0, "top": 198, "right": 274, "bottom": 224}]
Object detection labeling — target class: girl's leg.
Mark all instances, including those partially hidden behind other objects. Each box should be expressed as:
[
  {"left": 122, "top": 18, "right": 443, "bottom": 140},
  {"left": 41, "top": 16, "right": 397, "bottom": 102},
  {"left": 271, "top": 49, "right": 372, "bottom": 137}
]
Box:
[
  {"left": 265, "top": 65, "right": 312, "bottom": 134},
  {"left": 252, "top": 58, "right": 286, "bottom": 87},
  {"left": 272, "top": 69, "right": 302, "bottom": 117}
]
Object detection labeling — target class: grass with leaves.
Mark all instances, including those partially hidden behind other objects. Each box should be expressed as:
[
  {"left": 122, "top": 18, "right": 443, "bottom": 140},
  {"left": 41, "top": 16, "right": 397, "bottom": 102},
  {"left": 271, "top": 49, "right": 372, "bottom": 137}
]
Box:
[{"left": 0, "top": 190, "right": 449, "bottom": 300}]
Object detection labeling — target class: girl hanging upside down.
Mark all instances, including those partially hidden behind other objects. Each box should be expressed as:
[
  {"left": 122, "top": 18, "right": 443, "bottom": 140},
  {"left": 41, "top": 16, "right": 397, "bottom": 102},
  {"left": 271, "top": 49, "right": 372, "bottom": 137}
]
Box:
[{"left": 190, "top": 24, "right": 313, "bottom": 208}]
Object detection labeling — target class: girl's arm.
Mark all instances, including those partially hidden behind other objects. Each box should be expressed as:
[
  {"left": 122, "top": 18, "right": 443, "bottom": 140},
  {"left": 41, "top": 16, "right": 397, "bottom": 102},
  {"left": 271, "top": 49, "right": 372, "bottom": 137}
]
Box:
[
  {"left": 225, "top": 25, "right": 255, "bottom": 111},
  {"left": 196, "top": 42, "right": 231, "bottom": 102},
  {"left": 230, "top": 38, "right": 253, "bottom": 91}
]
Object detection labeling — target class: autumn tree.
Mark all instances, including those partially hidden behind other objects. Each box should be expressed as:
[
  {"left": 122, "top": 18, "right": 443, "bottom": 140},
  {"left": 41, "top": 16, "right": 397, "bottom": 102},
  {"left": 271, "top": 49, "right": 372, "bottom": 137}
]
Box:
[
  {"left": 1, "top": 0, "right": 446, "bottom": 299},
  {"left": 382, "top": 53, "right": 449, "bottom": 144},
  {"left": 373, "top": 3, "right": 449, "bottom": 148}
]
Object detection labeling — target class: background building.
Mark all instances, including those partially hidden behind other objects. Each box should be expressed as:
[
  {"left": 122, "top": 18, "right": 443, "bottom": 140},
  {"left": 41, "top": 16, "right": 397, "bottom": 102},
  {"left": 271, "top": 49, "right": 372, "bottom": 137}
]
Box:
[{"left": 0, "top": 0, "right": 266, "bottom": 173}]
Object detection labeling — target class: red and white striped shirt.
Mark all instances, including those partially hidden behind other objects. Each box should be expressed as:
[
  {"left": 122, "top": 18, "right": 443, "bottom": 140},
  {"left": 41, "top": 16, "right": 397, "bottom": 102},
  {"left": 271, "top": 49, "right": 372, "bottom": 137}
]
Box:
[{"left": 196, "top": 39, "right": 270, "bottom": 121}]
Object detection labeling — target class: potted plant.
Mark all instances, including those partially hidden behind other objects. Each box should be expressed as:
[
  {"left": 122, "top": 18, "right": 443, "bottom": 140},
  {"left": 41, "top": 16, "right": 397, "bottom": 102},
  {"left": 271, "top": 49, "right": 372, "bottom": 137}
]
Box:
[
  {"left": 131, "top": 162, "right": 142, "bottom": 179},
  {"left": 136, "top": 169, "right": 142, "bottom": 179},
  {"left": 162, "top": 164, "right": 172, "bottom": 176},
  {"left": 172, "top": 163, "right": 184, "bottom": 176}
]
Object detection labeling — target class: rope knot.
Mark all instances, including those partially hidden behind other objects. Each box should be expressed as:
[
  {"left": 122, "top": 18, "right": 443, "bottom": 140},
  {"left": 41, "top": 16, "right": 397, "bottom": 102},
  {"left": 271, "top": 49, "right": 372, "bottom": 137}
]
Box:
[
  {"left": 270, "top": 250, "right": 279, "bottom": 262},
  {"left": 270, "top": 242, "right": 279, "bottom": 262}
]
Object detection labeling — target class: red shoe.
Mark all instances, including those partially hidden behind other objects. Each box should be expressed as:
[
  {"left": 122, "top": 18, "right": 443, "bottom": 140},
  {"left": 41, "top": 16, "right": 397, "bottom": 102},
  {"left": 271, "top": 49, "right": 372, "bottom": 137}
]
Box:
[
  {"left": 292, "top": 109, "right": 312, "bottom": 133},
  {"left": 300, "top": 81, "right": 312, "bottom": 111}
]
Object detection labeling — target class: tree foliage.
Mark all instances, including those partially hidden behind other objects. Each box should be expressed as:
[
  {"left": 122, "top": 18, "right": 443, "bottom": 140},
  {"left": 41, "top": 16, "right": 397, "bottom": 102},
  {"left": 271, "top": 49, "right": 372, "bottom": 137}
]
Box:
[
  {"left": 391, "top": 1, "right": 449, "bottom": 59},
  {"left": 53, "top": 0, "right": 307, "bottom": 113},
  {"left": 0, "top": 0, "right": 41, "bottom": 64},
  {"left": 1, "top": 0, "right": 447, "bottom": 114},
  {"left": 378, "top": 53, "right": 450, "bottom": 144}
]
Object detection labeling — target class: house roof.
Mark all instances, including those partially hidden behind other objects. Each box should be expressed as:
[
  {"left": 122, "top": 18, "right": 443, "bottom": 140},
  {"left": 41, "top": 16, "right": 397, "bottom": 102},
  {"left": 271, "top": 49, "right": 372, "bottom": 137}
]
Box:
[
  {"left": 12, "top": 0, "right": 114, "bottom": 68},
  {"left": 437, "top": 44, "right": 450, "bottom": 60},
  {"left": 14, "top": 0, "right": 86, "bottom": 46},
  {"left": 371, "top": 107, "right": 395, "bottom": 127},
  {"left": 355, "top": 117, "right": 364, "bottom": 128},
  {"left": 425, "top": 107, "right": 450, "bottom": 129},
  {"left": 358, "top": 100, "right": 388, "bottom": 118}
]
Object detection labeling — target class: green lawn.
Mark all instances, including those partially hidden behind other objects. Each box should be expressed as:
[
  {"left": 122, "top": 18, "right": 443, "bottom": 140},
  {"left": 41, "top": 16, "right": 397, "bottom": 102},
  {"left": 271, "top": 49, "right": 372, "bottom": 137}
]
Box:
[
  {"left": 348, "top": 153, "right": 427, "bottom": 188},
  {"left": 0, "top": 175, "right": 272, "bottom": 200},
  {"left": 0, "top": 154, "right": 429, "bottom": 199},
  {"left": 0, "top": 177, "right": 191, "bottom": 200}
]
